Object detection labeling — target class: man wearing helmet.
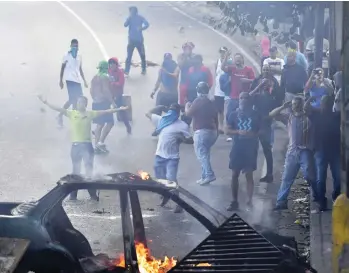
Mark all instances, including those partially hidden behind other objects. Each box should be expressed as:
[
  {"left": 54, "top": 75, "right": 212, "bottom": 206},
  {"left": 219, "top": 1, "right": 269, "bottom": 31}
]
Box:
[
  {"left": 178, "top": 42, "right": 195, "bottom": 107},
  {"left": 185, "top": 82, "right": 218, "bottom": 186}
]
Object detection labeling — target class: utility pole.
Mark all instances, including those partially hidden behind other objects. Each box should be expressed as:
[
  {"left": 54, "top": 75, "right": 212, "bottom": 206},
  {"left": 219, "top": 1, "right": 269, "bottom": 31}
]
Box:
[
  {"left": 314, "top": 2, "right": 325, "bottom": 68},
  {"left": 343, "top": 1, "right": 349, "bottom": 198}
]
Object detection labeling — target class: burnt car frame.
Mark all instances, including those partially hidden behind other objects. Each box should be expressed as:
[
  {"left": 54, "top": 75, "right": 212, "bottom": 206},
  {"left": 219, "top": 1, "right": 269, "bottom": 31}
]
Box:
[{"left": 0, "top": 172, "right": 227, "bottom": 273}]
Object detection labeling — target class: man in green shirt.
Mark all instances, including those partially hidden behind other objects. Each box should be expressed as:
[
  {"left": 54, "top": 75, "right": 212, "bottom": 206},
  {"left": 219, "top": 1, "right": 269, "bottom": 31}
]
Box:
[{"left": 38, "top": 95, "right": 127, "bottom": 200}]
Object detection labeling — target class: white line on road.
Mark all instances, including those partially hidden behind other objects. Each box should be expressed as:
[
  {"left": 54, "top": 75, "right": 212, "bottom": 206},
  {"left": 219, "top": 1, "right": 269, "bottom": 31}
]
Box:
[
  {"left": 57, "top": 1, "right": 109, "bottom": 60},
  {"left": 68, "top": 213, "right": 158, "bottom": 220}
]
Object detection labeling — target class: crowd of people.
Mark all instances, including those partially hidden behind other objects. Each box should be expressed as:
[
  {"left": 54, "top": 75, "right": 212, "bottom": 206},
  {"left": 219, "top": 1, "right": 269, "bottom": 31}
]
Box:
[{"left": 37, "top": 6, "right": 341, "bottom": 214}]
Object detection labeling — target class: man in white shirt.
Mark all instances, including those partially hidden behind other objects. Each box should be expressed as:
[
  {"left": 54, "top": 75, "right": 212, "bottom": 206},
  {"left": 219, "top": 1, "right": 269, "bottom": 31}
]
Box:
[
  {"left": 146, "top": 104, "right": 193, "bottom": 213},
  {"left": 58, "top": 39, "right": 88, "bottom": 127},
  {"left": 263, "top": 46, "right": 285, "bottom": 84}
]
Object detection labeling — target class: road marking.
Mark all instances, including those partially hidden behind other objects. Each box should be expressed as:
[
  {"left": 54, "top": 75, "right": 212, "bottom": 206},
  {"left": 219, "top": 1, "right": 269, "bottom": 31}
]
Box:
[
  {"left": 57, "top": 1, "right": 109, "bottom": 60},
  {"left": 166, "top": 2, "right": 261, "bottom": 73},
  {"left": 68, "top": 213, "right": 158, "bottom": 220}
]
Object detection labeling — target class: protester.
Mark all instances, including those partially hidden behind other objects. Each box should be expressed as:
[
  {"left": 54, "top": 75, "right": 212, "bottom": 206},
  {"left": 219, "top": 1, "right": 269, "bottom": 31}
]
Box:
[
  {"left": 90, "top": 61, "right": 117, "bottom": 154},
  {"left": 250, "top": 65, "right": 281, "bottom": 183},
  {"left": 225, "top": 92, "right": 261, "bottom": 211},
  {"left": 151, "top": 53, "right": 179, "bottom": 107},
  {"left": 305, "top": 95, "right": 340, "bottom": 211},
  {"left": 146, "top": 103, "right": 193, "bottom": 213},
  {"left": 108, "top": 57, "right": 132, "bottom": 135},
  {"left": 124, "top": 6, "right": 149, "bottom": 76},
  {"left": 306, "top": 29, "right": 330, "bottom": 75},
  {"left": 178, "top": 42, "right": 195, "bottom": 107},
  {"left": 269, "top": 97, "right": 316, "bottom": 210},
  {"left": 184, "top": 54, "right": 213, "bottom": 104},
  {"left": 304, "top": 68, "right": 334, "bottom": 109},
  {"left": 214, "top": 47, "right": 229, "bottom": 134},
  {"left": 280, "top": 50, "right": 308, "bottom": 103},
  {"left": 185, "top": 82, "right": 218, "bottom": 186},
  {"left": 221, "top": 52, "right": 255, "bottom": 118},
  {"left": 221, "top": 52, "right": 255, "bottom": 141},
  {"left": 58, "top": 39, "right": 88, "bottom": 127},
  {"left": 284, "top": 41, "right": 308, "bottom": 72},
  {"left": 38, "top": 95, "right": 127, "bottom": 200},
  {"left": 263, "top": 46, "right": 285, "bottom": 84}
]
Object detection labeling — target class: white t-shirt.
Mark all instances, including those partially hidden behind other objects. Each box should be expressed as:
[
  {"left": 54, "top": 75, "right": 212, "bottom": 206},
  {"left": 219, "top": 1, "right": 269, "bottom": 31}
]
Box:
[
  {"left": 62, "top": 52, "right": 82, "bottom": 83},
  {"left": 214, "top": 58, "right": 225, "bottom": 97},
  {"left": 151, "top": 114, "right": 191, "bottom": 159},
  {"left": 306, "top": 38, "right": 330, "bottom": 53},
  {"left": 263, "top": 57, "right": 285, "bottom": 84}
]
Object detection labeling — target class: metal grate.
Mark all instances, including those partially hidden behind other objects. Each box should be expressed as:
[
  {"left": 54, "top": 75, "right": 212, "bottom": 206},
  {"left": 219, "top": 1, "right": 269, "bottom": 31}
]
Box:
[{"left": 169, "top": 214, "right": 284, "bottom": 273}]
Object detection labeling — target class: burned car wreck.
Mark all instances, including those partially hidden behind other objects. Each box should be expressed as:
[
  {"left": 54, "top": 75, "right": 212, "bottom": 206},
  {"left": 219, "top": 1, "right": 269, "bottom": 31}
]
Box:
[{"left": 0, "top": 172, "right": 316, "bottom": 273}]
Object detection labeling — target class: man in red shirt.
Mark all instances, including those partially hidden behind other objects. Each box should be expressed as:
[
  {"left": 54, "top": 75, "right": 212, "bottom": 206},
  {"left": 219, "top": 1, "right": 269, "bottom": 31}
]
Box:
[
  {"left": 184, "top": 54, "right": 213, "bottom": 103},
  {"left": 108, "top": 57, "right": 132, "bottom": 134},
  {"left": 221, "top": 52, "right": 255, "bottom": 119}
]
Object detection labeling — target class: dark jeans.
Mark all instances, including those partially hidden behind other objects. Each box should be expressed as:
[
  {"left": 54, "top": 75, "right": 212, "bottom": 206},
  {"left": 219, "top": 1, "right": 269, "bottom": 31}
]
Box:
[
  {"left": 314, "top": 150, "right": 341, "bottom": 204},
  {"left": 70, "top": 142, "right": 97, "bottom": 199},
  {"left": 277, "top": 149, "right": 316, "bottom": 206},
  {"left": 154, "top": 156, "right": 179, "bottom": 182},
  {"left": 259, "top": 127, "right": 273, "bottom": 176},
  {"left": 125, "top": 40, "right": 146, "bottom": 73},
  {"left": 114, "top": 94, "right": 131, "bottom": 131}
]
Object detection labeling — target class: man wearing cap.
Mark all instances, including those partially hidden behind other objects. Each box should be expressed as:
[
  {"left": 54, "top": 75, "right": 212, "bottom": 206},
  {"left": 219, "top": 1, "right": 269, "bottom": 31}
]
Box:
[
  {"left": 178, "top": 42, "right": 195, "bottom": 107},
  {"left": 90, "top": 61, "right": 117, "bottom": 154},
  {"left": 151, "top": 53, "right": 180, "bottom": 107},
  {"left": 214, "top": 47, "right": 229, "bottom": 133},
  {"left": 263, "top": 46, "right": 285, "bottom": 85},
  {"left": 124, "top": 6, "right": 149, "bottom": 75},
  {"left": 108, "top": 57, "right": 132, "bottom": 134}
]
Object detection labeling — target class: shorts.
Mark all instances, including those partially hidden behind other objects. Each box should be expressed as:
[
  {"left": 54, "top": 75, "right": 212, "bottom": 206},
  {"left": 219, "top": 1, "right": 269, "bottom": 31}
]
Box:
[
  {"left": 214, "top": 96, "right": 225, "bottom": 113},
  {"left": 92, "top": 101, "right": 114, "bottom": 124},
  {"left": 156, "top": 92, "right": 178, "bottom": 107},
  {"left": 66, "top": 81, "right": 83, "bottom": 107},
  {"left": 229, "top": 138, "right": 259, "bottom": 172}
]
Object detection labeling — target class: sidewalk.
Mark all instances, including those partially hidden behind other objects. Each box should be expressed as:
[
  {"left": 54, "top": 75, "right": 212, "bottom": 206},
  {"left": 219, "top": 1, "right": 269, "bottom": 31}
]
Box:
[{"left": 310, "top": 176, "right": 334, "bottom": 273}]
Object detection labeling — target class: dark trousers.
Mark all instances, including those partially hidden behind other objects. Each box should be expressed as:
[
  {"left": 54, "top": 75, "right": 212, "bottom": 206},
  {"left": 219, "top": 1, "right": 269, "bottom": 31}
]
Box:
[
  {"left": 70, "top": 142, "right": 97, "bottom": 199},
  {"left": 114, "top": 94, "right": 131, "bottom": 131},
  {"left": 125, "top": 40, "right": 146, "bottom": 73},
  {"left": 314, "top": 150, "right": 341, "bottom": 205},
  {"left": 259, "top": 127, "right": 273, "bottom": 176}
]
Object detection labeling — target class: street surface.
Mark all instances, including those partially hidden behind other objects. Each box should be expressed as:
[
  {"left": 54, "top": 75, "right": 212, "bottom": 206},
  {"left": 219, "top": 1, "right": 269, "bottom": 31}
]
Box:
[{"left": 0, "top": 1, "right": 287, "bottom": 261}]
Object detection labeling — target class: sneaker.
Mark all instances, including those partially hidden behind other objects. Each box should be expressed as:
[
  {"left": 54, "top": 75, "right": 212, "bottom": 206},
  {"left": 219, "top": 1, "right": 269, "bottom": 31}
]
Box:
[
  {"left": 196, "top": 179, "right": 203, "bottom": 184},
  {"left": 90, "top": 195, "right": 99, "bottom": 202},
  {"left": 260, "top": 175, "right": 273, "bottom": 183},
  {"left": 141, "top": 69, "right": 147, "bottom": 75},
  {"left": 95, "top": 143, "right": 109, "bottom": 154},
  {"left": 227, "top": 201, "right": 239, "bottom": 211},
  {"left": 246, "top": 201, "right": 253, "bottom": 210},
  {"left": 57, "top": 115, "right": 63, "bottom": 128},
  {"left": 174, "top": 205, "right": 183, "bottom": 213},
  {"left": 126, "top": 125, "right": 132, "bottom": 135},
  {"left": 198, "top": 177, "right": 216, "bottom": 186},
  {"left": 273, "top": 203, "right": 288, "bottom": 211},
  {"left": 226, "top": 137, "right": 232, "bottom": 142},
  {"left": 160, "top": 196, "right": 170, "bottom": 207}
]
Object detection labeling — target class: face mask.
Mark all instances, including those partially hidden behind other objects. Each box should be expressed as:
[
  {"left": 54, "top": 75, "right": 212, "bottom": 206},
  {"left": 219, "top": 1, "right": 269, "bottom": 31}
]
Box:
[{"left": 71, "top": 46, "right": 78, "bottom": 58}]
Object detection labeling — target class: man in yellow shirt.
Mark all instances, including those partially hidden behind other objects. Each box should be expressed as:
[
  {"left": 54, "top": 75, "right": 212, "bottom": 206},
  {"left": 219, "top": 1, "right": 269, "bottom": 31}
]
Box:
[{"left": 38, "top": 95, "right": 127, "bottom": 200}]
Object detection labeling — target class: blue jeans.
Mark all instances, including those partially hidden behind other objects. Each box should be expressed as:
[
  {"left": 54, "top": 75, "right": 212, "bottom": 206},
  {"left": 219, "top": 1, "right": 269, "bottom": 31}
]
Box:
[
  {"left": 193, "top": 129, "right": 218, "bottom": 180},
  {"left": 225, "top": 98, "right": 239, "bottom": 121},
  {"left": 314, "top": 150, "right": 341, "bottom": 204},
  {"left": 154, "top": 156, "right": 179, "bottom": 182},
  {"left": 276, "top": 149, "right": 316, "bottom": 206}
]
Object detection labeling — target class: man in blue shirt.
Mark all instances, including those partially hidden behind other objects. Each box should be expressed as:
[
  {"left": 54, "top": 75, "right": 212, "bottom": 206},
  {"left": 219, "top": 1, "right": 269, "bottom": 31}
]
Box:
[{"left": 124, "top": 6, "right": 149, "bottom": 76}]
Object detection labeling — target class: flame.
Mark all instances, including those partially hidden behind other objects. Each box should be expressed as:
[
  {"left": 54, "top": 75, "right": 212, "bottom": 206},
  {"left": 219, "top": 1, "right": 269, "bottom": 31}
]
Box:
[
  {"left": 114, "top": 242, "right": 177, "bottom": 273},
  {"left": 138, "top": 170, "right": 150, "bottom": 180},
  {"left": 196, "top": 263, "right": 211, "bottom": 267}
]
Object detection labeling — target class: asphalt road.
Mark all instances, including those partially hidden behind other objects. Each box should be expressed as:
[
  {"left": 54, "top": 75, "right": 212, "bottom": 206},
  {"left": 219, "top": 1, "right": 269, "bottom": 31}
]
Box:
[{"left": 0, "top": 1, "right": 288, "bottom": 262}]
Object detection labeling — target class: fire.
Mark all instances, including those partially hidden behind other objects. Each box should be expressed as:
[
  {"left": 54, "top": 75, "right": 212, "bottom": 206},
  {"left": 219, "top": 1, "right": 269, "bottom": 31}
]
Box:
[
  {"left": 114, "top": 242, "right": 177, "bottom": 273},
  {"left": 138, "top": 170, "right": 150, "bottom": 180},
  {"left": 196, "top": 263, "right": 211, "bottom": 267}
]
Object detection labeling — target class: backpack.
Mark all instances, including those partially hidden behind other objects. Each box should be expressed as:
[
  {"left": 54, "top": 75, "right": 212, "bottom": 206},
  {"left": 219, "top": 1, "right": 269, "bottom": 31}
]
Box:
[{"left": 219, "top": 73, "right": 231, "bottom": 96}]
